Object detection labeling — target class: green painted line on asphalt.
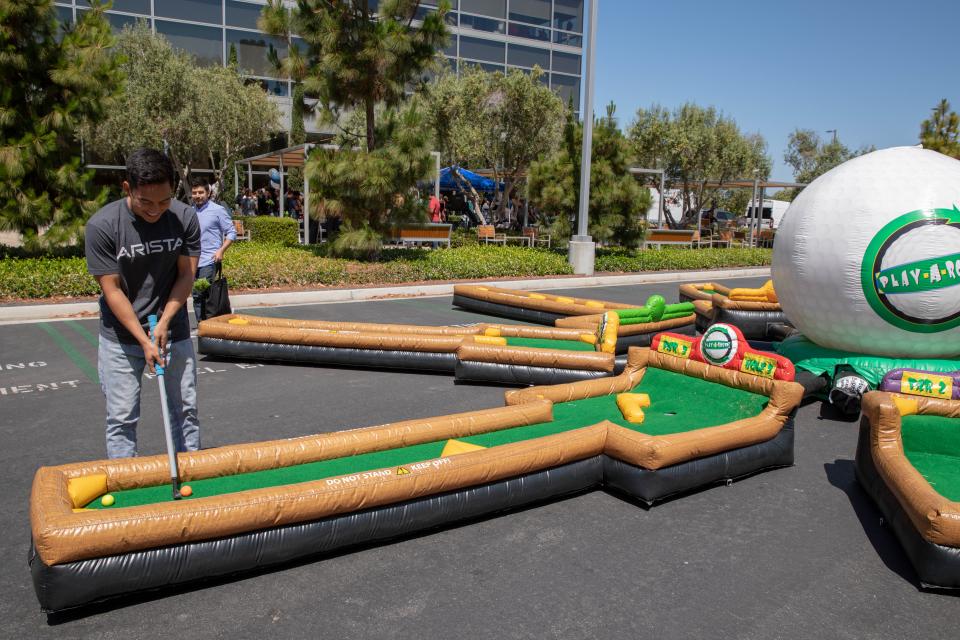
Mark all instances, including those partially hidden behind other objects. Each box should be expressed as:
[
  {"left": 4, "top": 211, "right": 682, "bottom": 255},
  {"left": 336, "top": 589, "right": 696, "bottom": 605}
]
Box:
[
  {"left": 38, "top": 322, "right": 99, "bottom": 384},
  {"left": 65, "top": 320, "right": 99, "bottom": 348}
]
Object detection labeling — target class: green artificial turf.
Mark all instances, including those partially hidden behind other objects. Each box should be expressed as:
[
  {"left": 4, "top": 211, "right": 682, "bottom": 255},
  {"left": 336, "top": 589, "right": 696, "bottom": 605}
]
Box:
[
  {"left": 504, "top": 337, "right": 595, "bottom": 351},
  {"left": 901, "top": 415, "right": 960, "bottom": 501},
  {"left": 86, "top": 367, "right": 767, "bottom": 509}
]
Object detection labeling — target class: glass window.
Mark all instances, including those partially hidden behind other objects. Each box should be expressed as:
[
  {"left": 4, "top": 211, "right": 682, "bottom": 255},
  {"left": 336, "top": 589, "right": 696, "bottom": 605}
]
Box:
[
  {"left": 509, "top": 0, "right": 551, "bottom": 27},
  {"left": 156, "top": 20, "right": 224, "bottom": 67},
  {"left": 459, "top": 0, "right": 505, "bottom": 19},
  {"left": 79, "top": 0, "right": 151, "bottom": 14},
  {"left": 551, "top": 73, "right": 580, "bottom": 109},
  {"left": 442, "top": 36, "right": 457, "bottom": 57},
  {"left": 507, "top": 44, "right": 548, "bottom": 69},
  {"left": 414, "top": 5, "right": 435, "bottom": 21},
  {"left": 226, "top": 1, "right": 264, "bottom": 30},
  {"left": 443, "top": 56, "right": 458, "bottom": 73},
  {"left": 553, "top": 31, "right": 582, "bottom": 47},
  {"left": 226, "top": 29, "right": 288, "bottom": 77},
  {"left": 458, "top": 35, "right": 504, "bottom": 64},
  {"left": 554, "top": 0, "right": 583, "bottom": 33},
  {"left": 459, "top": 13, "right": 505, "bottom": 34},
  {"left": 155, "top": 0, "right": 223, "bottom": 25},
  {"left": 507, "top": 66, "right": 549, "bottom": 85},
  {"left": 56, "top": 5, "right": 73, "bottom": 25},
  {"left": 507, "top": 23, "right": 550, "bottom": 41},
  {"left": 551, "top": 51, "right": 581, "bottom": 75},
  {"left": 248, "top": 78, "right": 289, "bottom": 97},
  {"left": 477, "top": 62, "right": 504, "bottom": 75}
]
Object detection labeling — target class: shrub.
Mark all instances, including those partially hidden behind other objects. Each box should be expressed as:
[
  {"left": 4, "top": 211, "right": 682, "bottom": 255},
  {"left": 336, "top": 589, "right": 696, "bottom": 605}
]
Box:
[
  {"left": 0, "top": 243, "right": 772, "bottom": 300},
  {"left": 450, "top": 228, "right": 478, "bottom": 248},
  {"left": 0, "top": 256, "right": 98, "bottom": 298},
  {"left": 245, "top": 216, "right": 299, "bottom": 245},
  {"left": 328, "top": 223, "right": 383, "bottom": 259},
  {"left": 595, "top": 247, "right": 772, "bottom": 272}
]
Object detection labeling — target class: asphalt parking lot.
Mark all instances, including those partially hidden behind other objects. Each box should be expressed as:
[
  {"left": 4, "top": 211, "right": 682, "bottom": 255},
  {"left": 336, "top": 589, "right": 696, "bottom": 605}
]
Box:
[{"left": 2, "top": 275, "right": 958, "bottom": 639}]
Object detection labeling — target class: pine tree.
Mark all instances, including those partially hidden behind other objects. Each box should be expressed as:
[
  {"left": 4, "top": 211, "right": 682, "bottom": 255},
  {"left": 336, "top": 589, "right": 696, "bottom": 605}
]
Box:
[
  {"left": 920, "top": 99, "right": 960, "bottom": 158},
  {"left": 260, "top": 0, "right": 449, "bottom": 151},
  {"left": 529, "top": 103, "right": 651, "bottom": 248},
  {"left": 0, "top": 0, "right": 122, "bottom": 249},
  {"left": 259, "top": 0, "right": 449, "bottom": 243}
]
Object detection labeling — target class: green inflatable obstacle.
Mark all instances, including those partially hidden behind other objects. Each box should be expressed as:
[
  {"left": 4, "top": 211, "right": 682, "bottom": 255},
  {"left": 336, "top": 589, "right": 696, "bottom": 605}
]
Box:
[
  {"left": 775, "top": 334, "right": 960, "bottom": 387},
  {"left": 614, "top": 296, "right": 695, "bottom": 326}
]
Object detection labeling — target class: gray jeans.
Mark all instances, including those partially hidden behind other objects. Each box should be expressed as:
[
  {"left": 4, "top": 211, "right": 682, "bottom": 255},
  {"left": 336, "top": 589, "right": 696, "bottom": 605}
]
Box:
[{"left": 98, "top": 336, "right": 200, "bottom": 459}]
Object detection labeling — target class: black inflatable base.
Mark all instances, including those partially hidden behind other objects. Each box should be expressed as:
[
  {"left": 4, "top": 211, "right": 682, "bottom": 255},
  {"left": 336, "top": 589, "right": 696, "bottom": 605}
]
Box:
[
  {"left": 854, "top": 421, "right": 960, "bottom": 589},
  {"left": 198, "top": 337, "right": 457, "bottom": 373},
  {"left": 694, "top": 306, "right": 791, "bottom": 341},
  {"left": 454, "top": 360, "right": 611, "bottom": 386},
  {"left": 31, "top": 417, "right": 795, "bottom": 613},
  {"left": 452, "top": 294, "right": 566, "bottom": 326}
]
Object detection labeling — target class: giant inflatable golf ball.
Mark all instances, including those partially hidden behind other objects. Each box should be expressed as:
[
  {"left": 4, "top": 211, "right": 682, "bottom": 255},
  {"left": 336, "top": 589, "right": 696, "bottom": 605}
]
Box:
[{"left": 772, "top": 146, "right": 960, "bottom": 358}]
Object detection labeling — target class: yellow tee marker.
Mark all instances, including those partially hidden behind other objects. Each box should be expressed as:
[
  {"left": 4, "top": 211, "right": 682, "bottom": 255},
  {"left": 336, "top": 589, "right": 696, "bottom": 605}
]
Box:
[
  {"left": 228, "top": 318, "right": 250, "bottom": 325},
  {"left": 441, "top": 439, "right": 487, "bottom": 457}
]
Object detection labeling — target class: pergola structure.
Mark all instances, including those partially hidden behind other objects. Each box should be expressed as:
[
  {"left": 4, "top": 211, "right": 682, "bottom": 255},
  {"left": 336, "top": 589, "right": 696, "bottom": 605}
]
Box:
[
  {"left": 629, "top": 167, "right": 807, "bottom": 243},
  {"left": 236, "top": 144, "right": 441, "bottom": 244}
]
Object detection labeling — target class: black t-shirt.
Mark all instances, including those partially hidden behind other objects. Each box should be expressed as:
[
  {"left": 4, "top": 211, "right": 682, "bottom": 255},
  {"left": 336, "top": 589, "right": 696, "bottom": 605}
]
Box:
[{"left": 85, "top": 198, "right": 201, "bottom": 344}]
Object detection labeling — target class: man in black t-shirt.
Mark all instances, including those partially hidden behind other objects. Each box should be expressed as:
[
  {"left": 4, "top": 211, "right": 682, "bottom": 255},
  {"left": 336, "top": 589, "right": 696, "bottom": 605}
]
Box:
[{"left": 85, "top": 149, "right": 202, "bottom": 458}]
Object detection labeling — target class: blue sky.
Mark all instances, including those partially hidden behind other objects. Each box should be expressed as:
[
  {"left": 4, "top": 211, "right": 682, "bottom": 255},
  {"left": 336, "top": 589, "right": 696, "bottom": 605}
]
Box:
[{"left": 588, "top": 0, "right": 960, "bottom": 181}]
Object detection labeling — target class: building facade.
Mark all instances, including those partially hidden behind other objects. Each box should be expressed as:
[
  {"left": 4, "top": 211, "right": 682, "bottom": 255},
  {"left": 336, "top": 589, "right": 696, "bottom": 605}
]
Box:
[{"left": 55, "top": 0, "right": 585, "bottom": 130}]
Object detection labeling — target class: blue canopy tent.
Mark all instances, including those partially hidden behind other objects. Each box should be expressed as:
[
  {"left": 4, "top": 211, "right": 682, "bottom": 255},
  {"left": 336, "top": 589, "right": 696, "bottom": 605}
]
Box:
[{"left": 436, "top": 166, "right": 499, "bottom": 193}]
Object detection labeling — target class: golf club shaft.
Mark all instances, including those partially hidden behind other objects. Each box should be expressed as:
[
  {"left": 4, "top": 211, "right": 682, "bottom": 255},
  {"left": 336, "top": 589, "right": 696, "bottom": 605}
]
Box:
[{"left": 148, "top": 315, "right": 181, "bottom": 499}]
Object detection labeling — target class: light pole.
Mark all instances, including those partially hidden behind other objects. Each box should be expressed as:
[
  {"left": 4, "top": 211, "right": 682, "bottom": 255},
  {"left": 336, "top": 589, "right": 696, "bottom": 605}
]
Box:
[{"left": 569, "top": 0, "right": 598, "bottom": 275}]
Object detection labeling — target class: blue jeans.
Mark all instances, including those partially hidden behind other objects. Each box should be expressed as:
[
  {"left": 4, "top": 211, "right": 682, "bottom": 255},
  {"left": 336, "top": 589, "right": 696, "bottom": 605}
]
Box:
[
  {"left": 98, "top": 336, "right": 200, "bottom": 459},
  {"left": 193, "top": 262, "right": 218, "bottom": 325}
]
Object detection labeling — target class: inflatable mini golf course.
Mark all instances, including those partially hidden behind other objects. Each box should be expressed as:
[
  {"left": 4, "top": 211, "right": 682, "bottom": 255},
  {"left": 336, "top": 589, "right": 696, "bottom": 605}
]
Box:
[
  {"left": 30, "top": 334, "right": 801, "bottom": 612},
  {"left": 197, "top": 313, "right": 623, "bottom": 386},
  {"left": 452, "top": 284, "right": 697, "bottom": 352},
  {"left": 856, "top": 370, "right": 960, "bottom": 589}
]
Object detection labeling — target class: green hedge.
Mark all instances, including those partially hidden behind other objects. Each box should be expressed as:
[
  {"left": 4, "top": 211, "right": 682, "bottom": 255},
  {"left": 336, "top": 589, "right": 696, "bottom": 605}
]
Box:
[
  {"left": 0, "top": 244, "right": 772, "bottom": 300},
  {"left": 243, "top": 216, "right": 299, "bottom": 245},
  {"left": 595, "top": 247, "right": 772, "bottom": 272}
]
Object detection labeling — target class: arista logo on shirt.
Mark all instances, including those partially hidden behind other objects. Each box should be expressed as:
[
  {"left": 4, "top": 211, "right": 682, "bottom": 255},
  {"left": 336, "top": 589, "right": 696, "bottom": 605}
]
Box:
[{"left": 116, "top": 238, "right": 183, "bottom": 260}]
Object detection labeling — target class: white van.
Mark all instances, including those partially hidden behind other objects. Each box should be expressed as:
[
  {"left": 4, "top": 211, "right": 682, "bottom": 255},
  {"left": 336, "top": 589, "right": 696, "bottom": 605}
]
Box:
[{"left": 744, "top": 198, "right": 791, "bottom": 229}]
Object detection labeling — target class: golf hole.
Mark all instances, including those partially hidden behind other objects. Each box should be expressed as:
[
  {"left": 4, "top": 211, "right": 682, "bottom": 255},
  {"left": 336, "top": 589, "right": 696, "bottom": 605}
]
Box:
[{"left": 663, "top": 411, "right": 677, "bottom": 416}]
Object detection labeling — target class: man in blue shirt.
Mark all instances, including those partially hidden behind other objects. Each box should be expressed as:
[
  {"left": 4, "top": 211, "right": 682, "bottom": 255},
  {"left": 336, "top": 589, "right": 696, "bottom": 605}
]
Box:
[{"left": 190, "top": 176, "right": 237, "bottom": 324}]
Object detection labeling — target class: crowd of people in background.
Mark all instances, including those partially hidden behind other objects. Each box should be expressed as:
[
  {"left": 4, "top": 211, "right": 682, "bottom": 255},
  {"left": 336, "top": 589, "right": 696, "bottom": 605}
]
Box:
[{"left": 236, "top": 186, "right": 303, "bottom": 220}]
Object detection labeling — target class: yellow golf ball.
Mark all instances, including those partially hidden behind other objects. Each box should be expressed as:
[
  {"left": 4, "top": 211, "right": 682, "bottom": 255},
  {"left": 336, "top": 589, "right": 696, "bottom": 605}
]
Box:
[{"left": 101, "top": 494, "right": 115, "bottom": 507}]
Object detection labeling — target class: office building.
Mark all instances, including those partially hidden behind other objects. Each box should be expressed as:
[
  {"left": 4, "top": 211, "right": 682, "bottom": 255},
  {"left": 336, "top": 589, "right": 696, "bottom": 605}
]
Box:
[{"left": 54, "top": 0, "right": 586, "bottom": 132}]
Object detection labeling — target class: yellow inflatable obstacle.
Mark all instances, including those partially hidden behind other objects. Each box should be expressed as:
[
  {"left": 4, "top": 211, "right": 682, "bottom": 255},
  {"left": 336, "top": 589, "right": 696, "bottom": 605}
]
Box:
[
  {"left": 616, "top": 392, "right": 651, "bottom": 423},
  {"left": 728, "top": 280, "right": 778, "bottom": 303}
]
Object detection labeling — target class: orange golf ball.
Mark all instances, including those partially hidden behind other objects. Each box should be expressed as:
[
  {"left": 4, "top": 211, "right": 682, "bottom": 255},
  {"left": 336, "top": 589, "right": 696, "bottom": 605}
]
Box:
[{"left": 180, "top": 485, "right": 193, "bottom": 497}]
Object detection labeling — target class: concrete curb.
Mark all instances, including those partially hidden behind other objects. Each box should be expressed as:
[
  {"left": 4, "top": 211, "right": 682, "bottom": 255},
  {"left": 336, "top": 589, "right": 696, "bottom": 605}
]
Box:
[{"left": 0, "top": 267, "right": 770, "bottom": 324}]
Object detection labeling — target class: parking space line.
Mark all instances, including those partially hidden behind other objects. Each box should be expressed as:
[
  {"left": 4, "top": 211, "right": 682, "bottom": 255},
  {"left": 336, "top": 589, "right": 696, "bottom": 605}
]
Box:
[
  {"left": 65, "top": 320, "right": 99, "bottom": 348},
  {"left": 38, "top": 322, "right": 99, "bottom": 384}
]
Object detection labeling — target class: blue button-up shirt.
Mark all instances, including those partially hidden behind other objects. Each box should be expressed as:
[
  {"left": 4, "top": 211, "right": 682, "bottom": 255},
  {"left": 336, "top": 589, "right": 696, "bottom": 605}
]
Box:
[{"left": 196, "top": 200, "right": 237, "bottom": 268}]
